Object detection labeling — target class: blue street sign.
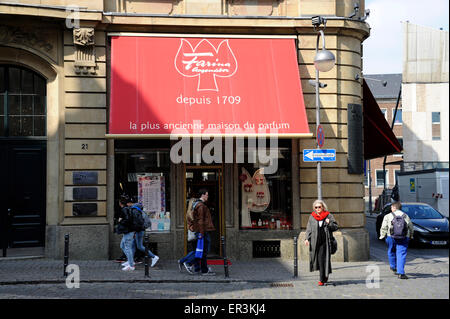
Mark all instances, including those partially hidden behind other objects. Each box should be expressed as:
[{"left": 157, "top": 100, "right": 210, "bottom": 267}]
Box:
[{"left": 303, "top": 149, "right": 336, "bottom": 162}]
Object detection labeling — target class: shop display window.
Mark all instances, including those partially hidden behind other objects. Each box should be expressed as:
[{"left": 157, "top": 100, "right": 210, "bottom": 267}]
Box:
[
  {"left": 238, "top": 139, "right": 292, "bottom": 230},
  {"left": 115, "top": 140, "right": 171, "bottom": 232}
]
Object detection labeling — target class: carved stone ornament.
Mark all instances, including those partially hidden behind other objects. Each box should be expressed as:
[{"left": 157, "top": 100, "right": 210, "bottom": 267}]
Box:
[
  {"left": 73, "top": 28, "right": 96, "bottom": 75},
  {"left": 0, "top": 25, "right": 55, "bottom": 61},
  {"left": 73, "top": 28, "right": 95, "bottom": 46}
]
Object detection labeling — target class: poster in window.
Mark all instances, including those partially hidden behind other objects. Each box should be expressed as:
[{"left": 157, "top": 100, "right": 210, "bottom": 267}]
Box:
[
  {"left": 240, "top": 167, "right": 271, "bottom": 228},
  {"left": 137, "top": 174, "right": 170, "bottom": 232}
]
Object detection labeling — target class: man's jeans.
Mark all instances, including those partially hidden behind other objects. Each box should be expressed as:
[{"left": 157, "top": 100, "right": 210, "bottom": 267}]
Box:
[
  {"left": 386, "top": 236, "right": 409, "bottom": 275},
  {"left": 180, "top": 251, "right": 195, "bottom": 265},
  {"left": 194, "top": 232, "right": 211, "bottom": 273},
  {"left": 120, "top": 231, "right": 135, "bottom": 267},
  {"left": 179, "top": 239, "right": 196, "bottom": 266},
  {"left": 133, "top": 230, "right": 156, "bottom": 258}
]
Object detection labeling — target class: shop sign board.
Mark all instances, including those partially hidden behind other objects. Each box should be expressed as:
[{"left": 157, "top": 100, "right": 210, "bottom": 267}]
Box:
[
  {"left": 73, "top": 171, "right": 98, "bottom": 185},
  {"left": 303, "top": 149, "right": 336, "bottom": 162},
  {"left": 109, "top": 35, "right": 311, "bottom": 137}
]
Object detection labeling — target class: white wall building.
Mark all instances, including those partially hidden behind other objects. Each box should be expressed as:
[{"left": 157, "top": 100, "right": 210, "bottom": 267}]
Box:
[{"left": 402, "top": 22, "right": 449, "bottom": 171}]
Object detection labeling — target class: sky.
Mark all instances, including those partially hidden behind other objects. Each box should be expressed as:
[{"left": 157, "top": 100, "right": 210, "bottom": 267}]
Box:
[{"left": 363, "top": 0, "right": 449, "bottom": 75}]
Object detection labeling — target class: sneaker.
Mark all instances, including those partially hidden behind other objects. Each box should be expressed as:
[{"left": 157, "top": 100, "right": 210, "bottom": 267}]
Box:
[
  {"left": 184, "top": 263, "right": 195, "bottom": 274},
  {"left": 177, "top": 260, "right": 183, "bottom": 272},
  {"left": 189, "top": 268, "right": 201, "bottom": 275},
  {"left": 398, "top": 274, "right": 408, "bottom": 279},
  {"left": 151, "top": 255, "right": 159, "bottom": 267},
  {"left": 134, "top": 258, "right": 144, "bottom": 265},
  {"left": 318, "top": 281, "right": 324, "bottom": 286},
  {"left": 183, "top": 262, "right": 192, "bottom": 272},
  {"left": 121, "top": 261, "right": 130, "bottom": 267},
  {"left": 201, "top": 270, "right": 216, "bottom": 276},
  {"left": 390, "top": 267, "right": 397, "bottom": 273},
  {"left": 122, "top": 265, "right": 135, "bottom": 271}
]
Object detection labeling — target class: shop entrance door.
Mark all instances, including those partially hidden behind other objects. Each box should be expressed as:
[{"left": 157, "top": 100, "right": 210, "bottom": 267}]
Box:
[{"left": 185, "top": 166, "right": 224, "bottom": 258}]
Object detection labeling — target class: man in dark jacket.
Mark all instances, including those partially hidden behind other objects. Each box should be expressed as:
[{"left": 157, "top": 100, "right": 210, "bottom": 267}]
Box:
[{"left": 191, "top": 188, "right": 216, "bottom": 275}]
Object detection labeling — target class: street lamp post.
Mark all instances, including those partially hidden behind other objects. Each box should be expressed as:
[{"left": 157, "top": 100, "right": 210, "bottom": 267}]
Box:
[{"left": 312, "top": 17, "right": 335, "bottom": 200}]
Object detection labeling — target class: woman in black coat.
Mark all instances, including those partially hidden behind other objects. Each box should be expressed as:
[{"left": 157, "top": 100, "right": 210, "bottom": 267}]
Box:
[{"left": 304, "top": 200, "right": 338, "bottom": 286}]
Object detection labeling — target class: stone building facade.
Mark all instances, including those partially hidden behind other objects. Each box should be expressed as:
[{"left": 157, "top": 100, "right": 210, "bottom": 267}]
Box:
[{"left": 0, "top": 0, "right": 371, "bottom": 261}]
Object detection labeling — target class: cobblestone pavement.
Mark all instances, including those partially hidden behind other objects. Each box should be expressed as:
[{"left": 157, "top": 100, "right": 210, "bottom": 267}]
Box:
[
  {"left": 0, "top": 256, "right": 448, "bottom": 299},
  {"left": 0, "top": 215, "right": 448, "bottom": 300}
]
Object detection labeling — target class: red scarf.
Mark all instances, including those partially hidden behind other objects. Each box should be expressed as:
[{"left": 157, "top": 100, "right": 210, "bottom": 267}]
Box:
[{"left": 311, "top": 211, "right": 330, "bottom": 221}]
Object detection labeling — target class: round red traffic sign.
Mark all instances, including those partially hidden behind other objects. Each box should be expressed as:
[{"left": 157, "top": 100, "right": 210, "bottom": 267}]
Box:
[{"left": 317, "top": 125, "right": 325, "bottom": 148}]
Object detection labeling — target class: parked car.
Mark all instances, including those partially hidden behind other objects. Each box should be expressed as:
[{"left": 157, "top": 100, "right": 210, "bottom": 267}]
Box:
[{"left": 375, "top": 202, "right": 449, "bottom": 247}]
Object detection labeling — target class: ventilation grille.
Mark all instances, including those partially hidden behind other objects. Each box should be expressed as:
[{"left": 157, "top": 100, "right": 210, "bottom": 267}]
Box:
[
  {"left": 270, "top": 282, "right": 294, "bottom": 288},
  {"left": 252, "top": 241, "right": 281, "bottom": 258}
]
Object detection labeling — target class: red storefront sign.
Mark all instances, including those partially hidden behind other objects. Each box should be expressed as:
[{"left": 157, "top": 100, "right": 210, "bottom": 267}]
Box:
[{"left": 109, "top": 35, "right": 311, "bottom": 137}]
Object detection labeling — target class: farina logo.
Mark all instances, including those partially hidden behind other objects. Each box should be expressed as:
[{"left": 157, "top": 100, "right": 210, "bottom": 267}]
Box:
[{"left": 174, "top": 39, "right": 238, "bottom": 91}]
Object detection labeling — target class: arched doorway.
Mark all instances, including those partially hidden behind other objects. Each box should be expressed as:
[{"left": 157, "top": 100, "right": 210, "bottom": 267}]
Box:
[{"left": 0, "top": 65, "right": 47, "bottom": 256}]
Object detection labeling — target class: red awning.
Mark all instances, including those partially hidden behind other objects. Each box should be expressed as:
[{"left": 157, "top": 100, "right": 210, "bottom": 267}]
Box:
[
  {"left": 363, "top": 80, "right": 403, "bottom": 159},
  {"left": 108, "top": 35, "right": 312, "bottom": 138}
]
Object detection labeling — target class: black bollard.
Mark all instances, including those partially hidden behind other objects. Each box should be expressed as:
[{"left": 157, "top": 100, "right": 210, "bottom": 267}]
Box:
[
  {"left": 64, "top": 234, "right": 69, "bottom": 277},
  {"left": 221, "top": 236, "right": 229, "bottom": 278},
  {"left": 293, "top": 236, "right": 298, "bottom": 278},
  {"left": 2, "top": 209, "right": 12, "bottom": 257},
  {"left": 144, "top": 233, "right": 150, "bottom": 277},
  {"left": 1, "top": 222, "right": 6, "bottom": 258}
]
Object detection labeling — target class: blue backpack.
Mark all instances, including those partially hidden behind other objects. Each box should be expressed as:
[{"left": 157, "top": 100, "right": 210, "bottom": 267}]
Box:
[
  {"left": 129, "top": 205, "right": 149, "bottom": 231},
  {"left": 390, "top": 212, "right": 408, "bottom": 240},
  {"left": 132, "top": 205, "right": 152, "bottom": 230}
]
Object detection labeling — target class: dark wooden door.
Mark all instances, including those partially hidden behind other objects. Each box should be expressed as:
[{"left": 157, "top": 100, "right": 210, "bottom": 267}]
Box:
[
  {"left": 185, "top": 167, "right": 223, "bottom": 257},
  {"left": 1, "top": 141, "right": 46, "bottom": 248}
]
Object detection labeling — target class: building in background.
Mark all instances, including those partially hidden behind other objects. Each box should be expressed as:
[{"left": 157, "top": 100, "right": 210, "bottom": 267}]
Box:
[
  {"left": 1, "top": 0, "right": 392, "bottom": 262},
  {"left": 364, "top": 74, "right": 403, "bottom": 212},
  {"left": 401, "top": 22, "right": 449, "bottom": 172},
  {"left": 398, "top": 22, "right": 449, "bottom": 215}
]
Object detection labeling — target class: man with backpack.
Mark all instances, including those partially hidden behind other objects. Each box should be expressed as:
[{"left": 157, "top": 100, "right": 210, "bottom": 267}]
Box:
[
  {"left": 127, "top": 197, "right": 160, "bottom": 268},
  {"left": 379, "top": 201, "right": 414, "bottom": 279}
]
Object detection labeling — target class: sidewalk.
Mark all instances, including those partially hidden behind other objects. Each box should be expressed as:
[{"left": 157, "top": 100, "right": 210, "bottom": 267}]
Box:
[
  {"left": 0, "top": 255, "right": 448, "bottom": 298},
  {"left": 0, "top": 214, "right": 448, "bottom": 299}
]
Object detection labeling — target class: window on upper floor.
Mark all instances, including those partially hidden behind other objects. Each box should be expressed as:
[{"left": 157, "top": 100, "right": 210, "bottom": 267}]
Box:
[
  {"left": 0, "top": 65, "right": 47, "bottom": 137},
  {"left": 393, "top": 137, "right": 403, "bottom": 157},
  {"left": 375, "top": 169, "right": 388, "bottom": 188},
  {"left": 393, "top": 109, "right": 402, "bottom": 125},
  {"left": 432, "top": 112, "right": 441, "bottom": 140}
]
